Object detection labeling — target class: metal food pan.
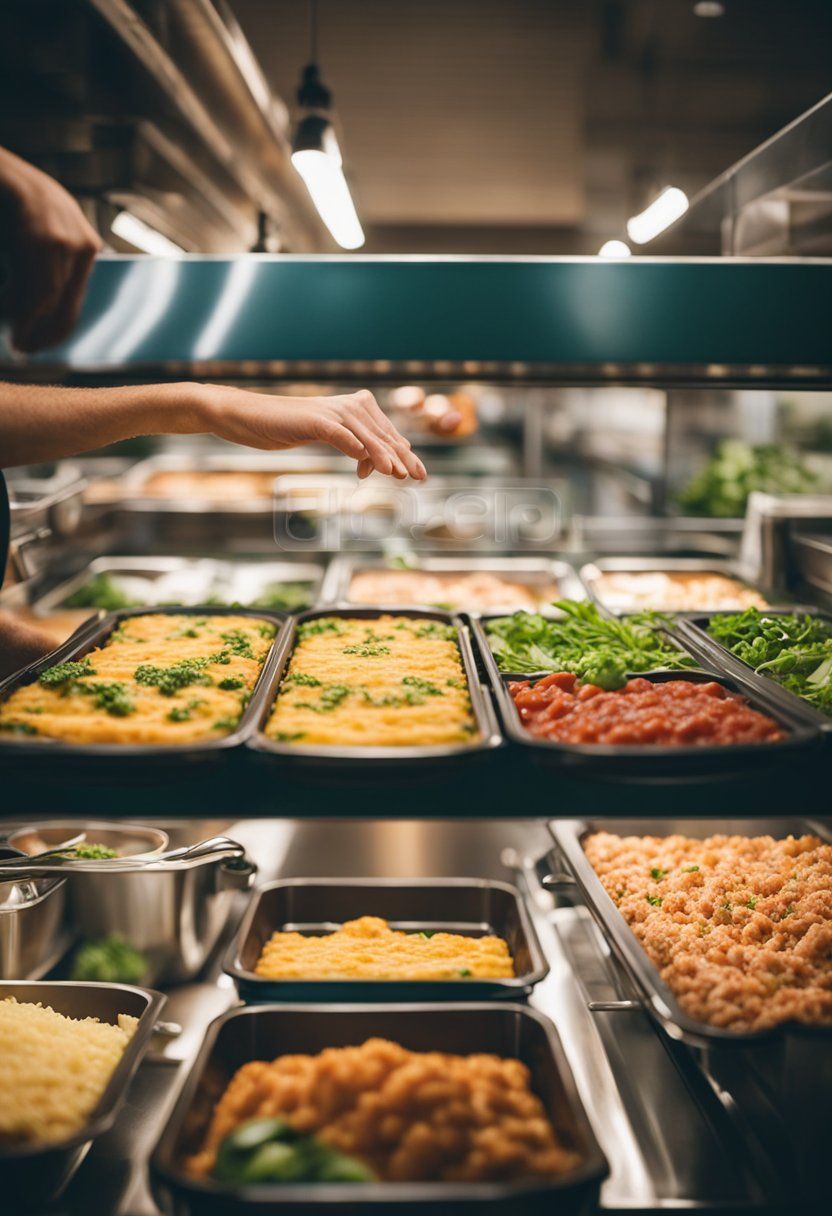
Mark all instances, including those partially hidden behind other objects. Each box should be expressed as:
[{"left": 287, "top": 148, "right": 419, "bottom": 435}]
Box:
[
  {"left": 0, "top": 606, "right": 287, "bottom": 768},
  {"left": 792, "top": 529, "right": 832, "bottom": 595},
  {"left": 483, "top": 661, "right": 820, "bottom": 780},
  {"left": 549, "top": 816, "right": 832, "bottom": 1049},
  {"left": 579, "top": 556, "right": 770, "bottom": 615},
  {"left": 33, "top": 557, "right": 326, "bottom": 616},
  {"left": 247, "top": 607, "right": 502, "bottom": 771},
  {"left": 223, "top": 878, "right": 548, "bottom": 1002},
  {"left": 150, "top": 1002, "right": 607, "bottom": 1214},
  {"left": 121, "top": 452, "right": 352, "bottom": 511},
  {"left": 319, "top": 554, "right": 584, "bottom": 614},
  {"left": 0, "top": 979, "right": 165, "bottom": 1208},
  {"left": 677, "top": 609, "right": 832, "bottom": 733}
]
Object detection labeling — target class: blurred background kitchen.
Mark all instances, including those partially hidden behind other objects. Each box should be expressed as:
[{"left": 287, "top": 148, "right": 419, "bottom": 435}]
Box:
[{"left": 0, "top": 0, "right": 831, "bottom": 637}]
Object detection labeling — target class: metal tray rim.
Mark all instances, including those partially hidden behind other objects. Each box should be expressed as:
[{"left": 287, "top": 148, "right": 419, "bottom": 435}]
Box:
[
  {"left": 222, "top": 876, "right": 549, "bottom": 994},
  {"left": 549, "top": 816, "right": 832, "bottom": 1048}
]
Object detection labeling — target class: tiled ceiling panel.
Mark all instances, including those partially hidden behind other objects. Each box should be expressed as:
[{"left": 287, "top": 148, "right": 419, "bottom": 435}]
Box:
[{"left": 232, "top": 0, "right": 588, "bottom": 226}]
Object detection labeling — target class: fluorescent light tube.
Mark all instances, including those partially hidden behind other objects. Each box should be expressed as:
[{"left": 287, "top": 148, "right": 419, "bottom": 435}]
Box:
[
  {"left": 598, "top": 239, "right": 631, "bottom": 258},
  {"left": 626, "top": 187, "right": 689, "bottom": 245},
  {"left": 292, "top": 131, "right": 365, "bottom": 251},
  {"left": 111, "top": 211, "right": 185, "bottom": 256}
]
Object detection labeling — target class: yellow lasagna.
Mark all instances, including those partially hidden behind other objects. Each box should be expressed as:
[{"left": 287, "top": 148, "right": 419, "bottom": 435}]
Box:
[
  {"left": 265, "top": 615, "right": 478, "bottom": 747},
  {"left": 255, "top": 915, "right": 514, "bottom": 980},
  {"left": 0, "top": 614, "right": 276, "bottom": 745}
]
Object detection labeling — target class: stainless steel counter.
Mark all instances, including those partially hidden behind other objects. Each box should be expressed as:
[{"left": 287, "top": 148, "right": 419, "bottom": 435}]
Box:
[{"left": 5, "top": 816, "right": 818, "bottom": 1214}]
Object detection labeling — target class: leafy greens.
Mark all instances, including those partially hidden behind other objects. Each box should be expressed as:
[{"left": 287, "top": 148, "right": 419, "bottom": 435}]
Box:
[{"left": 484, "top": 600, "right": 696, "bottom": 687}]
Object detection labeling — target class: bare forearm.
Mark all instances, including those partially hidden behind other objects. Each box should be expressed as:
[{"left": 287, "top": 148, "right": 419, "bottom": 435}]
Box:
[{"left": 0, "top": 381, "right": 204, "bottom": 467}]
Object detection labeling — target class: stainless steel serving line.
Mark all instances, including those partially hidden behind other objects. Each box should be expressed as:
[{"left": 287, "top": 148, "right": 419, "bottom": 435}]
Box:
[{"left": 2, "top": 816, "right": 822, "bottom": 1215}]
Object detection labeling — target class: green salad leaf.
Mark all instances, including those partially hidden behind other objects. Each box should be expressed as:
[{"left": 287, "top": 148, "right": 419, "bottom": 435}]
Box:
[
  {"left": 484, "top": 600, "right": 695, "bottom": 685},
  {"left": 708, "top": 608, "right": 832, "bottom": 715}
]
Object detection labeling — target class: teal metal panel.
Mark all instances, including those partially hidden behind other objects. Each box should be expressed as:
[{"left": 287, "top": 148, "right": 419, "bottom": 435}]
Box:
[{"left": 8, "top": 255, "right": 832, "bottom": 380}]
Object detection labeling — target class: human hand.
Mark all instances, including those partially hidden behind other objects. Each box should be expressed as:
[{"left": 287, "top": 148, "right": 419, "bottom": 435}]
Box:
[
  {"left": 0, "top": 147, "right": 102, "bottom": 353},
  {"left": 198, "top": 386, "right": 427, "bottom": 480}
]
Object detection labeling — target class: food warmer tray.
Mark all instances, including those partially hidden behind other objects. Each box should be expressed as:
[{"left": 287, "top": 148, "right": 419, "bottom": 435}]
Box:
[
  {"left": 32, "top": 556, "right": 326, "bottom": 615},
  {"left": 469, "top": 616, "right": 821, "bottom": 782},
  {"left": 549, "top": 816, "right": 832, "bottom": 1049},
  {"left": 0, "top": 979, "right": 165, "bottom": 1209},
  {"left": 0, "top": 606, "right": 287, "bottom": 770},
  {"left": 149, "top": 1002, "right": 607, "bottom": 1215},
  {"left": 223, "top": 877, "right": 548, "bottom": 1002},
  {"left": 548, "top": 817, "right": 832, "bottom": 1201},
  {"left": 578, "top": 556, "right": 770, "bottom": 615},
  {"left": 119, "top": 452, "right": 353, "bottom": 509},
  {"left": 319, "top": 554, "right": 584, "bottom": 613},
  {"left": 677, "top": 609, "right": 832, "bottom": 736},
  {"left": 246, "top": 607, "right": 502, "bottom": 773},
  {"left": 0, "top": 815, "right": 809, "bottom": 1212}
]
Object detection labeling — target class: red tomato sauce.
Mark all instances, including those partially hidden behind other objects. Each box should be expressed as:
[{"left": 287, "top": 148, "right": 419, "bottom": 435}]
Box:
[{"left": 508, "top": 672, "right": 785, "bottom": 747}]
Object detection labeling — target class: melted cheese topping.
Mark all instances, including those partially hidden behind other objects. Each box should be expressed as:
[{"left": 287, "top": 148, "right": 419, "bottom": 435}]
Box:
[
  {"left": 0, "top": 614, "right": 275, "bottom": 745},
  {"left": 266, "top": 615, "right": 478, "bottom": 747},
  {"left": 255, "top": 915, "right": 514, "bottom": 980}
]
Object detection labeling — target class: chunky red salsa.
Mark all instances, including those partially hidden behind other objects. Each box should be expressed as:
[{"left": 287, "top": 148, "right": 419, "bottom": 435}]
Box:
[{"left": 508, "top": 672, "right": 785, "bottom": 747}]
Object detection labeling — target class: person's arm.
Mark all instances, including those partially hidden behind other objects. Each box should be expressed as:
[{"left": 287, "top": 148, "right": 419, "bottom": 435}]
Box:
[
  {"left": 0, "top": 146, "right": 103, "bottom": 353},
  {"left": 0, "top": 381, "right": 428, "bottom": 480}
]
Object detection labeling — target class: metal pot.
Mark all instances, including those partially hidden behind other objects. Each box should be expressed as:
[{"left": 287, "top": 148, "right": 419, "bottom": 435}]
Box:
[
  {"left": 0, "top": 847, "right": 71, "bottom": 979},
  {"left": 8, "top": 820, "right": 169, "bottom": 859}
]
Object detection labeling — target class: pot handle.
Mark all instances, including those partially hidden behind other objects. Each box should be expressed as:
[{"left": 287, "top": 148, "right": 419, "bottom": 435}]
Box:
[{"left": 215, "top": 857, "right": 257, "bottom": 893}]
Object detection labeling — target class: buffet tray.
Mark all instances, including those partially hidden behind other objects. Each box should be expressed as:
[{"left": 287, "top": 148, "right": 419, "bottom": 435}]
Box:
[
  {"left": 247, "top": 607, "right": 502, "bottom": 772},
  {"left": 223, "top": 878, "right": 548, "bottom": 1002},
  {"left": 0, "top": 979, "right": 165, "bottom": 1208},
  {"left": 120, "top": 453, "right": 352, "bottom": 511},
  {"left": 149, "top": 1002, "right": 607, "bottom": 1214},
  {"left": 469, "top": 609, "right": 821, "bottom": 781},
  {"left": 0, "top": 607, "right": 287, "bottom": 768},
  {"left": 792, "top": 529, "right": 832, "bottom": 595},
  {"left": 578, "top": 556, "right": 769, "bottom": 615},
  {"left": 677, "top": 609, "right": 832, "bottom": 734},
  {"left": 32, "top": 556, "right": 326, "bottom": 615},
  {"left": 549, "top": 817, "right": 832, "bottom": 1049},
  {"left": 319, "top": 554, "right": 584, "bottom": 614},
  {"left": 485, "top": 666, "right": 819, "bottom": 780}
]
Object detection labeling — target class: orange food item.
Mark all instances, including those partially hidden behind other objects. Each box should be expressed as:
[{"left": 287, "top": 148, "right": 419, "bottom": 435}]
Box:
[
  {"left": 509, "top": 672, "right": 785, "bottom": 746},
  {"left": 585, "top": 831, "right": 832, "bottom": 1032},
  {"left": 186, "top": 1038, "right": 580, "bottom": 1183}
]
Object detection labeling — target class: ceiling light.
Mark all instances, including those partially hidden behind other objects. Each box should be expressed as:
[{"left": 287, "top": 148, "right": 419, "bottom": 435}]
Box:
[
  {"left": 110, "top": 211, "right": 185, "bottom": 256},
  {"left": 693, "top": 2, "right": 725, "bottom": 16},
  {"left": 626, "top": 187, "right": 689, "bottom": 244},
  {"left": 290, "top": 3, "right": 364, "bottom": 250},
  {"left": 598, "top": 239, "right": 631, "bottom": 258}
]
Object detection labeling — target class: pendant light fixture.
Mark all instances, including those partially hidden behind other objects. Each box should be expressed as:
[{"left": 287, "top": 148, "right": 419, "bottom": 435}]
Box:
[{"left": 291, "top": 0, "right": 365, "bottom": 250}]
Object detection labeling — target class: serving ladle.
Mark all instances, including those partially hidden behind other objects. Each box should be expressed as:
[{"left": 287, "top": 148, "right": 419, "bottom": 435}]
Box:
[{"left": 0, "top": 834, "right": 249, "bottom": 879}]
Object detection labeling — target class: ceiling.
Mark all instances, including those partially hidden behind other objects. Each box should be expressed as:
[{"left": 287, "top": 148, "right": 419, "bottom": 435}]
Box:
[
  {"left": 232, "top": 0, "right": 832, "bottom": 252},
  {"left": 0, "top": 0, "right": 829, "bottom": 255}
]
